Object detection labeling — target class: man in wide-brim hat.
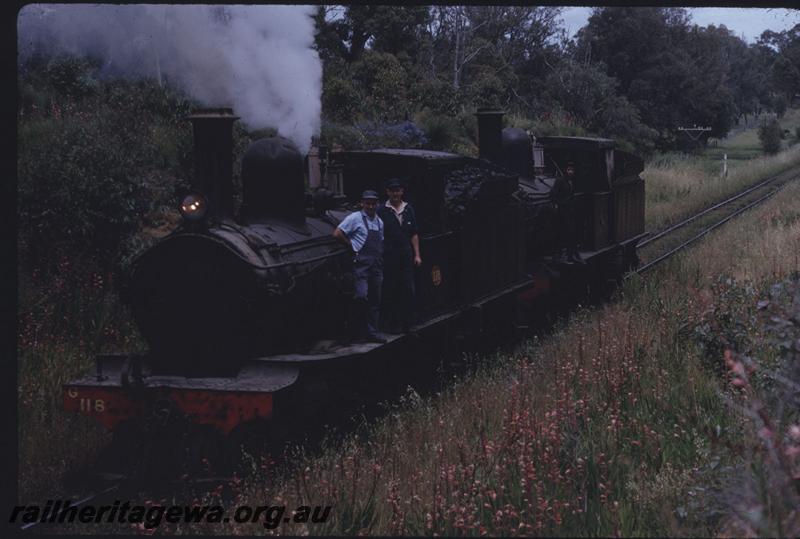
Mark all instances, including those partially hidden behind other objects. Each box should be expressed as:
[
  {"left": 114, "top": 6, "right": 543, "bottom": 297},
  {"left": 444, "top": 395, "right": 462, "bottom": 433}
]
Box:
[{"left": 333, "top": 190, "right": 387, "bottom": 343}]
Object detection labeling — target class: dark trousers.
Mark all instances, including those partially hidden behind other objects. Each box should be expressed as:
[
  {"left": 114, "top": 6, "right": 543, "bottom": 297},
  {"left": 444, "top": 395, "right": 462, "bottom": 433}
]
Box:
[
  {"left": 352, "top": 258, "right": 382, "bottom": 338},
  {"left": 557, "top": 204, "right": 578, "bottom": 254},
  {"left": 381, "top": 249, "right": 415, "bottom": 330}
]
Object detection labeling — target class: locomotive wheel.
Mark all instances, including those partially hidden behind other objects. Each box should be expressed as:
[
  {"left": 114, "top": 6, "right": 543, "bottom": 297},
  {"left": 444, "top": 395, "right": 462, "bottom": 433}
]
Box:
[
  {"left": 97, "top": 420, "right": 145, "bottom": 474},
  {"left": 586, "top": 250, "right": 630, "bottom": 304},
  {"left": 587, "top": 273, "right": 615, "bottom": 304},
  {"left": 228, "top": 417, "right": 290, "bottom": 466},
  {"left": 185, "top": 424, "right": 228, "bottom": 477}
]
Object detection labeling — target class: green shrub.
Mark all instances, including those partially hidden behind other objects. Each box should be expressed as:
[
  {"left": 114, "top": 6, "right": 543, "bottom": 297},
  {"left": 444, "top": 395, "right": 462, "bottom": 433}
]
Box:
[
  {"left": 322, "top": 76, "right": 361, "bottom": 124},
  {"left": 417, "top": 112, "right": 460, "bottom": 151},
  {"left": 357, "top": 120, "right": 427, "bottom": 149},
  {"left": 758, "top": 118, "right": 783, "bottom": 154},
  {"left": 19, "top": 115, "right": 161, "bottom": 264},
  {"left": 455, "top": 110, "right": 478, "bottom": 145},
  {"left": 17, "top": 61, "right": 197, "bottom": 270},
  {"left": 320, "top": 120, "right": 367, "bottom": 149},
  {"left": 410, "top": 77, "right": 462, "bottom": 116},
  {"left": 465, "top": 70, "right": 506, "bottom": 109},
  {"left": 44, "top": 55, "right": 100, "bottom": 98},
  {"left": 353, "top": 51, "right": 411, "bottom": 122},
  {"left": 526, "top": 108, "right": 587, "bottom": 138}
]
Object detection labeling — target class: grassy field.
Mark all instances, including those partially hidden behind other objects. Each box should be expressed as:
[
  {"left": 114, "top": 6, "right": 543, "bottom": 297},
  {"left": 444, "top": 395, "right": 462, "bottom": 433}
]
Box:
[
  {"left": 708, "top": 108, "right": 800, "bottom": 163},
  {"left": 644, "top": 108, "right": 800, "bottom": 231}
]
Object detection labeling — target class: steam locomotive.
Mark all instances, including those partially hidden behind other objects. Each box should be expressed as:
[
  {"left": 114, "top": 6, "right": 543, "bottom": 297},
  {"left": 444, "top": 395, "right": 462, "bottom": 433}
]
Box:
[{"left": 63, "top": 108, "right": 645, "bottom": 455}]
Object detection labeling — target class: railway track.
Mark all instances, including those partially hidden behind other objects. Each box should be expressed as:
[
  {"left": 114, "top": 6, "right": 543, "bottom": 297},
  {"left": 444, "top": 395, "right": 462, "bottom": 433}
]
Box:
[
  {"left": 18, "top": 480, "right": 123, "bottom": 532},
  {"left": 632, "top": 167, "right": 798, "bottom": 276},
  {"left": 17, "top": 472, "right": 245, "bottom": 532}
]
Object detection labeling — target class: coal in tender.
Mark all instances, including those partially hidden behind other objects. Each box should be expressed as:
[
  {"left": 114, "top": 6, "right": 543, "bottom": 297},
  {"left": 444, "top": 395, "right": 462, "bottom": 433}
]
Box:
[{"left": 443, "top": 164, "right": 517, "bottom": 220}]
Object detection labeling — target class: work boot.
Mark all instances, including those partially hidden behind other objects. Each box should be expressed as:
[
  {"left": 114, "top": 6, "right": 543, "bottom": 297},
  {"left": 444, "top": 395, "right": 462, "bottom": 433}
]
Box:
[
  {"left": 569, "top": 251, "right": 586, "bottom": 264},
  {"left": 364, "top": 333, "right": 387, "bottom": 344},
  {"left": 383, "top": 321, "right": 401, "bottom": 334}
]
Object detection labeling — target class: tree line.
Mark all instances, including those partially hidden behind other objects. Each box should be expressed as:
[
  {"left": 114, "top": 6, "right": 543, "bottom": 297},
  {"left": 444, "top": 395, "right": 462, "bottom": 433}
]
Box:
[
  {"left": 15, "top": 6, "right": 800, "bottom": 267},
  {"left": 315, "top": 6, "right": 800, "bottom": 154}
]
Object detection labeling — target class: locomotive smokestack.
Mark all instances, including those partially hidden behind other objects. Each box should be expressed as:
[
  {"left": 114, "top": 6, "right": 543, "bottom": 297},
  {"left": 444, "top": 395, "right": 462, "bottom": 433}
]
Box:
[
  {"left": 187, "top": 108, "right": 239, "bottom": 221},
  {"left": 475, "top": 108, "right": 504, "bottom": 164}
]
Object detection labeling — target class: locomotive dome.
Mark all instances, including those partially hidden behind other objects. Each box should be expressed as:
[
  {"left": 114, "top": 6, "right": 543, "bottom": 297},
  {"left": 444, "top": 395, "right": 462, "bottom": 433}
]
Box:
[{"left": 241, "top": 136, "right": 305, "bottom": 223}]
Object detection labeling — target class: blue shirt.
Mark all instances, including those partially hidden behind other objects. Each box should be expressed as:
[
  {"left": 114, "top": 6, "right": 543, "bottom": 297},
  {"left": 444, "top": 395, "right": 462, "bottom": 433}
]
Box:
[{"left": 337, "top": 210, "right": 383, "bottom": 252}]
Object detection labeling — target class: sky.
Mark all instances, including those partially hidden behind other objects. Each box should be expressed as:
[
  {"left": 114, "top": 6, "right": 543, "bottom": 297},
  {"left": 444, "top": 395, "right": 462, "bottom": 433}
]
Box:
[{"left": 559, "top": 7, "right": 799, "bottom": 43}]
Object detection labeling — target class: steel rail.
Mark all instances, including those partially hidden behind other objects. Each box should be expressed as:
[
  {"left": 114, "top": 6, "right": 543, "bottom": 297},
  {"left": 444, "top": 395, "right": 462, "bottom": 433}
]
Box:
[
  {"left": 20, "top": 482, "right": 122, "bottom": 531},
  {"left": 637, "top": 171, "right": 786, "bottom": 249},
  {"left": 633, "top": 180, "right": 791, "bottom": 276}
]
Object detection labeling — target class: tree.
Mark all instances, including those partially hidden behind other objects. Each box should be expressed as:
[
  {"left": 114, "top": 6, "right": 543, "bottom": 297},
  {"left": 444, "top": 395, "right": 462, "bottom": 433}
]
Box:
[
  {"left": 577, "top": 8, "right": 695, "bottom": 146},
  {"left": 313, "top": 5, "right": 782, "bottom": 153},
  {"left": 576, "top": 7, "right": 760, "bottom": 148},
  {"left": 467, "top": 6, "right": 564, "bottom": 114},
  {"left": 316, "top": 6, "right": 428, "bottom": 123},
  {"left": 578, "top": 7, "right": 690, "bottom": 93},
  {"left": 367, "top": 5, "right": 430, "bottom": 60},
  {"left": 419, "top": 5, "right": 562, "bottom": 111},
  {"left": 758, "top": 24, "right": 800, "bottom": 104},
  {"left": 682, "top": 25, "right": 739, "bottom": 137},
  {"left": 542, "top": 56, "right": 658, "bottom": 153},
  {"left": 322, "top": 75, "right": 360, "bottom": 124},
  {"left": 726, "top": 36, "right": 771, "bottom": 124},
  {"left": 352, "top": 50, "right": 410, "bottom": 122},
  {"left": 337, "top": 6, "right": 430, "bottom": 63},
  {"left": 313, "top": 6, "right": 350, "bottom": 66}
]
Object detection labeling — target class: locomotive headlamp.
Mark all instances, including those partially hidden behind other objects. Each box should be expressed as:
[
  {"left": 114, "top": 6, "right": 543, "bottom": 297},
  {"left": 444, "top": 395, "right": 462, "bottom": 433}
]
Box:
[{"left": 180, "top": 192, "right": 208, "bottom": 221}]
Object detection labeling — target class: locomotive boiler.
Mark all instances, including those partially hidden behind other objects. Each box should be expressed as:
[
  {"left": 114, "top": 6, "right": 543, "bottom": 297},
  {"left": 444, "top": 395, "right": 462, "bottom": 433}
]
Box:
[
  {"left": 63, "top": 107, "right": 646, "bottom": 456},
  {"left": 127, "top": 110, "right": 355, "bottom": 377}
]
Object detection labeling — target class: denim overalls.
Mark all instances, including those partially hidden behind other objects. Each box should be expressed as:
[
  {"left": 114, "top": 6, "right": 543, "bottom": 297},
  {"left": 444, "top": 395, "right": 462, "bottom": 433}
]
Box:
[{"left": 353, "top": 214, "right": 383, "bottom": 337}]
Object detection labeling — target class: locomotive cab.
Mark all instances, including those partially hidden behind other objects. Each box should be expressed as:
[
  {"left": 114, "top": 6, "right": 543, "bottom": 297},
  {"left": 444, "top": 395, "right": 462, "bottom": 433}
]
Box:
[
  {"left": 336, "top": 148, "right": 527, "bottom": 318},
  {"left": 532, "top": 136, "right": 645, "bottom": 251}
]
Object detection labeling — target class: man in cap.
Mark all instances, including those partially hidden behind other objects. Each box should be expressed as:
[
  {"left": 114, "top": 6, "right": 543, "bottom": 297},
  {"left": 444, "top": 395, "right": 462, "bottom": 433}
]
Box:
[
  {"left": 377, "top": 178, "right": 421, "bottom": 333},
  {"left": 333, "top": 190, "right": 387, "bottom": 344}
]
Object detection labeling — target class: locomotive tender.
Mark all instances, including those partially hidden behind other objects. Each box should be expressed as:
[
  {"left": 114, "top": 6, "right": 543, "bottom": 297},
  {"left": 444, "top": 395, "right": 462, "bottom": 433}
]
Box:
[{"left": 63, "top": 107, "right": 646, "bottom": 444}]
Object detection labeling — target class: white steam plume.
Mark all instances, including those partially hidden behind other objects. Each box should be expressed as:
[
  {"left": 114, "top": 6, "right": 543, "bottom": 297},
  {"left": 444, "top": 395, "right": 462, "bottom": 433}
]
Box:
[{"left": 18, "top": 4, "right": 321, "bottom": 153}]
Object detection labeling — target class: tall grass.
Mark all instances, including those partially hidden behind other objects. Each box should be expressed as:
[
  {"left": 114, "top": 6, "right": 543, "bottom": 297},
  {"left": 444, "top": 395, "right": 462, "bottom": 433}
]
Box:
[
  {"left": 644, "top": 143, "right": 800, "bottom": 231},
  {"left": 17, "top": 256, "right": 145, "bottom": 502}
]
